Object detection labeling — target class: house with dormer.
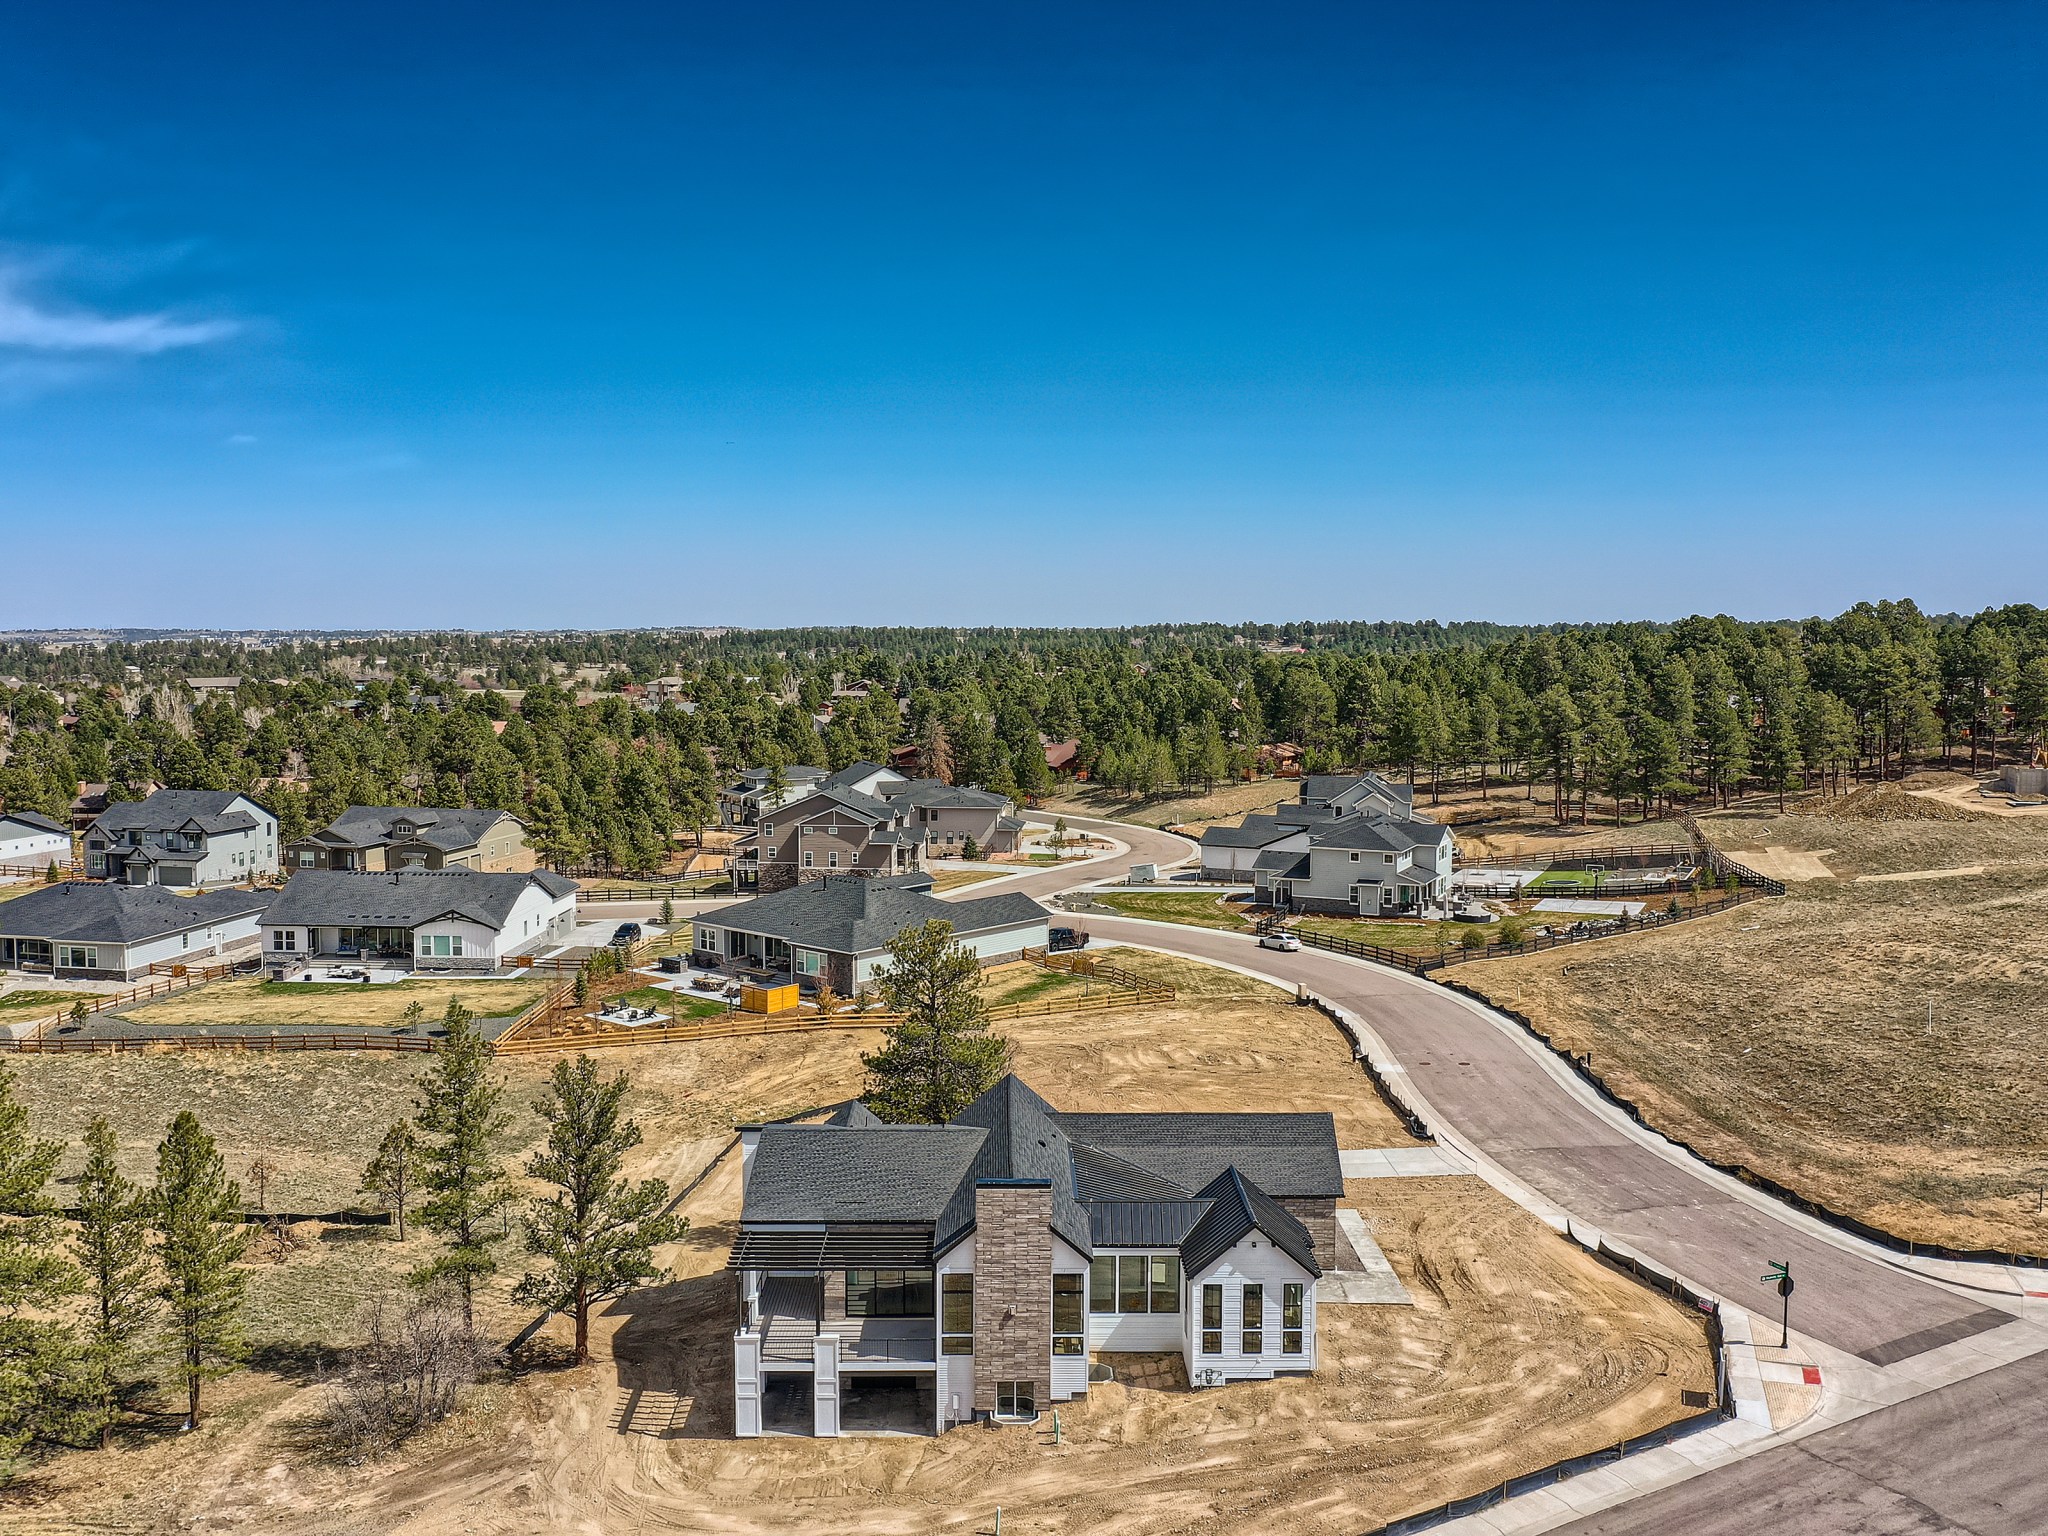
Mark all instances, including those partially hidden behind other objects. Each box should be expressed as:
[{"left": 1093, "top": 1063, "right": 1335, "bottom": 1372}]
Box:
[
  {"left": 730, "top": 1075, "right": 1340, "bottom": 1436},
  {"left": 84, "top": 789, "right": 278, "bottom": 888},
  {"left": 285, "top": 805, "right": 534, "bottom": 874}
]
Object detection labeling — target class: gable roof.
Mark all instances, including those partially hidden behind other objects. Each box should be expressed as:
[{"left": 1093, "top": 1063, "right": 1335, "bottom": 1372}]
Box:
[
  {"left": 91, "top": 789, "right": 271, "bottom": 837},
  {"left": 0, "top": 882, "right": 271, "bottom": 946},
  {"left": 818, "top": 761, "right": 903, "bottom": 792},
  {"left": 885, "top": 779, "right": 1011, "bottom": 811},
  {"left": 302, "top": 805, "right": 521, "bottom": 853},
  {"left": 760, "top": 785, "right": 899, "bottom": 827},
  {"left": 1181, "top": 1167, "right": 1322, "bottom": 1277},
  {"left": 0, "top": 810, "right": 67, "bottom": 836},
  {"left": 1310, "top": 812, "right": 1448, "bottom": 855},
  {"left": 738, "top": 1075, "right": 1343, "bottom": 1277},
  {"left": 1052, "top": 1110, "right": 1344, "bottom": 1200},
  {"left": 259, "top": 868, "right": 577, "bottom": 934},
  {"left": 707, "top": 876, "right": 1047, "bottom": 956}
]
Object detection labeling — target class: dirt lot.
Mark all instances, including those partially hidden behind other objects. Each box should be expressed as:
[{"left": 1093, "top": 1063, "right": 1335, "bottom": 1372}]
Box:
[
  {"left": 1035, "top": 779, "right": 1299, "bottom": 830},
  {"left": 7, "top": 948, "right": 1711, "bottom": 1532},
  {"left": 122, "top": 975, "right": 554, "bottom": 1029},
  {"left": 1454, "top": 808, "right": 2048, "bottom": 1254}
]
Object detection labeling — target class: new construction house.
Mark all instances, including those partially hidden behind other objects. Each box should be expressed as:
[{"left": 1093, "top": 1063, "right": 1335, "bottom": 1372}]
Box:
[
  {"left": 257, "top": 867, "right": 579, "bottom": 973},
  {"left": 1199, "top": 773, "right": 1456, "bottom": 916},
  {"left": 83, "top": 789, "right": 279, "bottom": 887},
  {"left": 0, "top": 882, "right": 271, "bottom": 980},
  {"left": 731, "top": 1076, "right": 1341, "bottom": 1436},
  {"left": 727, "top": 761, "right": 1027, "bottom": 888},
  {"left": 693, "top": 872, "right": 1049, "bottom": 994},
  {"left": 285, "top": 805, "right": 536, "bottom": 873}
]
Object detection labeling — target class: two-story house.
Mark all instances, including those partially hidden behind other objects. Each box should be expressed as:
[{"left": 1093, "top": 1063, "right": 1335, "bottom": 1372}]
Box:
[
  {"left": 1250, "top": 810, "right": 1456, "bottom": 916},
  {"left": 880, "top": 779, "right": 1026, "bottom": 856},
  {"left": 717, "top": 765, "right": 832, "bottom": 830},
  {"left": 731, "top": 1075, "right": 1340, "bottom": 1437},
  {"left": 730, "top": 784, "right": 928, "bottom": 892},
  {"left": 285, "top": 806, "right": 535, "bottom": 874},
  {"left": 84, "top": 789, "right": 279, "bottom": 888}
]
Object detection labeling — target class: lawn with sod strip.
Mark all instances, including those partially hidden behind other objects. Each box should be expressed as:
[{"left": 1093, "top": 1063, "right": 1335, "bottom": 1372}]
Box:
[
  {"left": 0, "top": 990, "right": 75, "bottom": 1017},
  {"left": 1524, "top": 869, "right": 1607, "bottom": 891},
  {"left": 1292, "top": 916, "right": 1479, "bottom": 955},
  {"left": 610, "top": 986, "right": 729, "bottom": 1019},
  {"left": 1092, "top": 890, "right": 1257, "bottom": 931},
  {"left": 121, "top": 975, "right": 554, "bottom": 1029}
]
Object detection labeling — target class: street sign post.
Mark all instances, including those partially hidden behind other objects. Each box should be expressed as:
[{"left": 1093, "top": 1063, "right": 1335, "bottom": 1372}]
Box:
[{"left": 1762, "top": 1260, "right": 1794, "bottom": 1347}]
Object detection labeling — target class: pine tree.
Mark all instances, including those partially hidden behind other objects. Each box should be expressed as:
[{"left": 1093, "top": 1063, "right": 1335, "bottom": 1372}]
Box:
[
  {"left": 412, "top": 1004, "right": 513, "bottom": 1327},
  {"left": 75, "top": 1117, "right": 155, "bottom": 1448},
  {"left": 152, "top": 1111, "right": 248, "bottom": 1428},
  {"left": 0, "top": 1065, "right": 89, "bottom": 1456},
  {"left": 360, "top": 1121, "right": 428, "bottom": 1241},
  {"left": 514, "top": 1057, "right": 687, "bottom": 1364},
  {"left": 862, "top": 920, "right": 1011, "bottom": 1124}
]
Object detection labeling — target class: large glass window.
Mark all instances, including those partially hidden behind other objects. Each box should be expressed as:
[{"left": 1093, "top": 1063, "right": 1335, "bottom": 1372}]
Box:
[
  {"left": 1149, "top": 1256, "right": 1180, "bottom": 1313},
  {"left": 995, "top": 1380, "right": 1035, "bottom": 1417},
  {"left": 1118, "top": 1255, "right": 1148, "bottom": 1314},
  {"left": 845, "top": 1269, "right": 934, "bottom": 1318},
  {"left": 1201, "top": 1285, "right": 1223, "bottom": 1354},
  {"left": 1052, "top": 1274, "right": 1084, "bottom": 1355},
  {"left": 1282, "top": 1283, "right": 1304, "bottom": 1354},
  {"left": 1091, "top": 1254, "right": 1180, "bottom": 1314},
  {"left": 941, "top": 1273, "right": 974, "bottom": 1354},
  {"left": 1241, "top": 1283, "right": 1264, "bottom": 1356},
  {"left": 1089, "top": 1256, "right": 1117, "bottom": 1314}
]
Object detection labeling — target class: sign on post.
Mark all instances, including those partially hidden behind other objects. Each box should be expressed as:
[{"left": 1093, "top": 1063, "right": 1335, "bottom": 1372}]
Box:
[{"left": 1761, "top": 1260, "right": 1794, "bottom": 1347}]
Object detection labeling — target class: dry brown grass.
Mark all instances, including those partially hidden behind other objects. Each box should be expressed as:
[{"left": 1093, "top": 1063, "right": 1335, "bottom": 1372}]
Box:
[
  {"left": 121, "top": 975, "right": 552, "bottom": 1029},
  {"left": 8, "top": 948, "right": 1712, "bottom": 1534},
  {"left": 1035, "top": 778, "right": 1300, "bottom": 829},
  {"left": 1455, "top": 810, "right": 2048, "bottom": 1253}
]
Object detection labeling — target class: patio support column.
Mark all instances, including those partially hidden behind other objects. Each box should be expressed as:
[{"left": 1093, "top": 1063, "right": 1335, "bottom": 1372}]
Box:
[
  {"left": 733, "top": 1331, "right": 762, "bottom": 1437},
  {"left": 812, "top": 1335, "right": 840, "bottom": 1436}
]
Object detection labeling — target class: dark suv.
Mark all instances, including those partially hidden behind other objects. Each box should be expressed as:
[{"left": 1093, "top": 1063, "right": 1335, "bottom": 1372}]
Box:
[{"left": 609, "top": 922, "right": 643, "bottom": 948}]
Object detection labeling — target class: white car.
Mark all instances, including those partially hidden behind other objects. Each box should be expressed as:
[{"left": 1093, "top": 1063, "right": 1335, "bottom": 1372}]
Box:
[{"left": 1258, "top": 930, "right": 1302, "bottom": 952}]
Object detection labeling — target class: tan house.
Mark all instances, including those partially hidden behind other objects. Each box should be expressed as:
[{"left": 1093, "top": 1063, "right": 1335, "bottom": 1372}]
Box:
[
  {"left": 731, "top": 784, "right": 928, "bottom": 892},
  {"left": 286, "top": 806, "right": 535, "bottom": 874}
]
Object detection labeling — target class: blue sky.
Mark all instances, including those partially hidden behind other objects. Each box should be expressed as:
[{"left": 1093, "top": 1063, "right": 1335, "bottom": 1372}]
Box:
[{"left": 2, "top": 2, "right": 2045, "bottom": 630}]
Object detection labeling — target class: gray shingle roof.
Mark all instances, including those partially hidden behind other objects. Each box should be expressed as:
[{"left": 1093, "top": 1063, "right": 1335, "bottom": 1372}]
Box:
[
  {"left": 1181, "top": 1167, "right": 1322, "bottom": 1277},
  {"left": 739, "top": 1076, "right": 1343, "bottom": 1276},
  {"left": 0, "top": 883, "right": 271, "bottom": 946},
  {"left": 0, "top": 810, "right": 67, "bottom": 836},
  {"left": 1201, "top": 814, "right": 1299, "bottom": 850},
  {"left": 740, "top": 1124, "right": 986, "bottom": 1224},
  {"left": 1311, "top": 812, "right": 1447, "bottom": 855},
  {"left": 92, "top": 790, "right": 271, "bottom": 837},
  {"left": 819, "top": 761, "right": 901, "bottom": 791},
  {"left": 885, "top": 779, "right": 1011, "bottom": 811},
  {"left": 1252, "top": 850, "right": 1310, "bottom": 878},
  {"left": 1052, "top": 1111, "right": 1345, "bottom": 1200},
  {"left": 708, "top": 877, "right": 1047, "bottom": 956},
  {"left": 259, "top": 868, "right": 576, "bottom": 933},
  {"left": 305, "top": 805, "right": 520, "bottom": 853}
]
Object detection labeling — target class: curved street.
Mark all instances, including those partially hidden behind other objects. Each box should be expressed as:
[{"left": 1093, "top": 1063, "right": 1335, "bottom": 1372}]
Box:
[{"left": 998, "top": 809, "right": 2048, "bottom": 1535}]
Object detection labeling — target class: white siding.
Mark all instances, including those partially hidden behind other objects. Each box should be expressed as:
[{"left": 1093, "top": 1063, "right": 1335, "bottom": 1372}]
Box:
[
  {"left": 936, "top": 1235, "right": 977, "bottom": 1426},
  {"left": 0, "top": 828, "right": 70, "bottom": 867},
  {"left": 1085, "top": 1251, "right": 1187, "bottom": 1352},
  {"left": 1187, "top": 1236, "right": 1317, "bottom": 1382},
  {"left": 1051, "top": 1238, "right": 1091, "bottom": 1401}
]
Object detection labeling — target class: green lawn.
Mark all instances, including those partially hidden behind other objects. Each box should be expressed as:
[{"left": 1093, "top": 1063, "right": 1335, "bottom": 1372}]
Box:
[
  {"left": 0, "top": 990, "right": 73, "bottom": 1016},
  {"left": 1092, "top": 890, "right": 1256, "bottom": 931},
  {"left": 611, "top": 986, "right": 728, "bottom": 1019},
  {"left": 1292, "top": 915, "right": 1477, "bottom": 956},
  {"left": 1524, "top": 869, "right": 1606, "bottom": 891}
]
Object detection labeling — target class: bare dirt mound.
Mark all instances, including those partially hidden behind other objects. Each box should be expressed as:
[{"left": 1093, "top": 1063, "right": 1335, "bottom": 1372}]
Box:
[{"left": 1813, "top": 783, "right": 1985, "bottom": 823}]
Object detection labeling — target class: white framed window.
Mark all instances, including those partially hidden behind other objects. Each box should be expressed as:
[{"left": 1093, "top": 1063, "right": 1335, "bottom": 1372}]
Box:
[
  {"left": 272, "top": 929, "right": 297, "bottom": 951},
  {"left": 794, "top": 948, "right": 823, "bottom": 976},
  {"left": 803, "top": 851, "right": 813, "bottom": 868},
  {"left": 298, "top": 851, "right": 315, "bottom": 867},
  {"left": 828, "top": 851, "right": 839, "bottom": 868},
  {"left": 58, "top": 945, "right": 98, "bottom": 969}
]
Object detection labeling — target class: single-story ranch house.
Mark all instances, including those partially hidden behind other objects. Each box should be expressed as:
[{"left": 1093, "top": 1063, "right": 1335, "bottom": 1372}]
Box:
[
  {"left": 258, "top": 868, "right": 579, "bottom": 973},
  {"left": 731, "top": 1075, "right": 1341, "bottom": 1436},
  {"left": 693, "top": 872, "right": 1049, "bottom": 994},
  {"left": 0, "top": 810, "right": 72, "bottom": 870},
  {"left": 0, "top": 883, "right": 271, "bottom": 980},
  {"left": 84, "top": 789, "right": 278, "bottom": 888}
]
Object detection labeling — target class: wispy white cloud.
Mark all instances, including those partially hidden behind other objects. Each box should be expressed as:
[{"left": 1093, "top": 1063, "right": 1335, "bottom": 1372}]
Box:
[{"left": 0, "top": 268, "right": 237, "bottom": 355}]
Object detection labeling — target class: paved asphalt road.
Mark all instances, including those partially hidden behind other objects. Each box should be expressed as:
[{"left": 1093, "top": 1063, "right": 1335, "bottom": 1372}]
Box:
[{"left": 1023, "top": 812, "right": 2040, "bottom": 1534}]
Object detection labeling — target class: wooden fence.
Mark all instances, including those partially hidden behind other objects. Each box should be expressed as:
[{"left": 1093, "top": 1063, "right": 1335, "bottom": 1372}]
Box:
[
  {"left": 3, "top": 960, "right": 244, "bottom": 1045},
  {"left": 8, "top": 1032, "right": 440, "bottom": 1056}
]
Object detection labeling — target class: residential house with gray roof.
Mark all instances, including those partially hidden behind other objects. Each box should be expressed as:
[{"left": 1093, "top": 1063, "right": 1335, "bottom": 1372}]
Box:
[
  {"left": 258, "top": 867, "right": 578, "bottom": 973},
  {"left": 0, "top": 882, "right": 271, "bottom": 980},
  {"left": 84, "top": 789, "right": 278, "bottom": 888},
  {"left": 285, "top": 805, "right": 535, "bottom": 874},
  {"left": 693, "top": 872, "right": 1048, "bottom": 994},
  {"left": 731, "top": 1074, "right": 1339, "bottom": 1436},
  {"left": 0, "top": 810, "right": 72, "bottom": 872},
  {"left": 730, "top": 783, "right": 928, "bottom": 892},
  {"left": 879, "top": 778, "right": 1027, "bottom": 855},
  {"left": 1251, "top": 809, "right": 1455, "bottom": 917}
]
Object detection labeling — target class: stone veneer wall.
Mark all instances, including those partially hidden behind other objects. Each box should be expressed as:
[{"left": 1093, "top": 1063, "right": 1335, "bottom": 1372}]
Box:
[
  {"left": 1277, "top": 1197, "right": 1338, "bottom": 1270},
  {"left": 971, "top": 1183, "right": 1052, "bottom": 1414}
]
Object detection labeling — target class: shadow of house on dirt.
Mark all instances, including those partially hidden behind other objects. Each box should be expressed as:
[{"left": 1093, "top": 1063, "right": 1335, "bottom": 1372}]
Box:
[{"left": 600, "top": 1224, "right": 742, "bottom": 1442}]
